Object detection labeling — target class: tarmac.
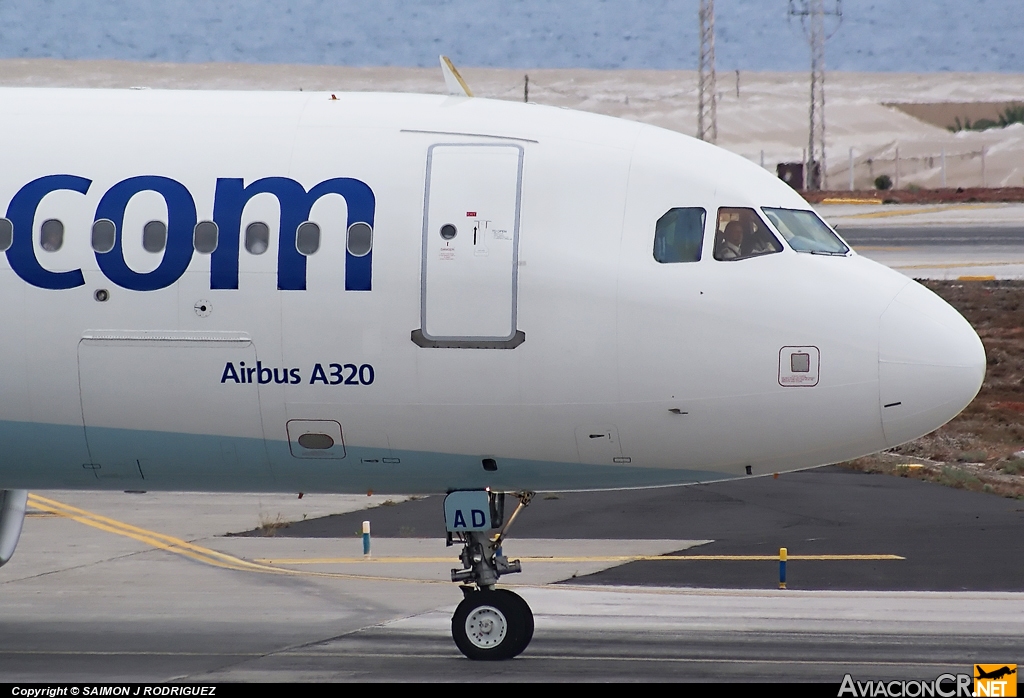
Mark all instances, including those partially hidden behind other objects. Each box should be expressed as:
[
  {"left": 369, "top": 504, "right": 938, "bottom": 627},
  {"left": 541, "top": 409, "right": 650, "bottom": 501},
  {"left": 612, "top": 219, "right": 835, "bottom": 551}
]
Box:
[
  {"left": 2, "top": 467, "right": 1021, "bottom": 682},
  {"left": 819, "top": 202, "right": 1024, "bottom": 279}
]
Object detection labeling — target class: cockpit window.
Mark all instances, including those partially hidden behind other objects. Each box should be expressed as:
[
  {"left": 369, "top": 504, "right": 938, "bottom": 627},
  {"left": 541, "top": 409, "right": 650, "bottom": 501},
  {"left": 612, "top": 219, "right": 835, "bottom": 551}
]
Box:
[
  {"left": 761, "top": 208, "right": 850, "bottom": 255},
  {"left": 713, "top": 207, "right": 782, "bottom": 261},
  {"left": 654, "top": 207, "right": 705, "bottom": 263}
]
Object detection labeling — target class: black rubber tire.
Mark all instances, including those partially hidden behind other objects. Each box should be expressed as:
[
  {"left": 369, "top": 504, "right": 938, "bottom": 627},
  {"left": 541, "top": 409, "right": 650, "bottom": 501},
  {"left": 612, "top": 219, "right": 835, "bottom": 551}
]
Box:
[
  {"left": 451, "top": 590, "right": 526, "bottom": 660},
  {"left": 495, "top": 589, "right": 534, "bottom": 657}
]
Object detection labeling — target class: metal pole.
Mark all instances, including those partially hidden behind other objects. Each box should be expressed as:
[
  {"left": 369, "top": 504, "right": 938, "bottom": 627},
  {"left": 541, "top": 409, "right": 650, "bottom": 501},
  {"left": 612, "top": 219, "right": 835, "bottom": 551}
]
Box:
[
  {"left": 802, "top": 148, "right": 807, "bottom": 190},
  {"left": 790, "top": 1, "right": 841, "bottom": 190},
  {"left": 808, "top": 1, "right": 822, "bottom": 189},
  {"left": 760, "top": 149, "right": 765, "bottom": 168},
  {"left": 807, "top": 0, "right": 826, "bottom": 189},
  {"left": 895, "top": 145, "right": 900, "bottom": 190},
  {"left": 524, "top": 74, "right": 529, "bottom": 103},
  {"left": 849, "top": 147, "right": 854, "bottom": 191},
  {"left": 697, "top": 0, "right": 718, "bottom": 143},
  {"left": 736, "top": 69, "right": 740, "bottom": 98}
]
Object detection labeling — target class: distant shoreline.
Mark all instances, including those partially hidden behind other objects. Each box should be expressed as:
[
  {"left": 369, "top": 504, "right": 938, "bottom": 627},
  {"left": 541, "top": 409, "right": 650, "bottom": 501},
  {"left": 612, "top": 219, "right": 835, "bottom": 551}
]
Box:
[{"left": 0, "top": 58, "right": 1019, "bottom": 94}]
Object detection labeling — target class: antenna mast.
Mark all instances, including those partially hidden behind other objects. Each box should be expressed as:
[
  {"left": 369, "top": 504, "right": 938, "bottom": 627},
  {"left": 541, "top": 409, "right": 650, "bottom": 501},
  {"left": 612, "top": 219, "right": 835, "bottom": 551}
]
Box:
[
  {"left": 697, "top": 0, "right": 717, "bottom": 143},
  {"left": 789, "top": 1, "right": 842, "bottom": 190}
]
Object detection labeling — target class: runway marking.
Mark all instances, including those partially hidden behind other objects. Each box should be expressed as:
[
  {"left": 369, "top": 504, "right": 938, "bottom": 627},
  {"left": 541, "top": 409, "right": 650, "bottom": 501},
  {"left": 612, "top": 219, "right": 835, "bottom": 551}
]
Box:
[
  {"left": 29, "top": 494, "right": 289, "bottom": 574},
  {"left": 26, "top": 494, "right": 449, "bottom": 585},
  {"left": 256, "top": 554, "right": 904, "bottom": 564},
  {"left": 837, "top": 203, "right": 997, "bottom": 220}
]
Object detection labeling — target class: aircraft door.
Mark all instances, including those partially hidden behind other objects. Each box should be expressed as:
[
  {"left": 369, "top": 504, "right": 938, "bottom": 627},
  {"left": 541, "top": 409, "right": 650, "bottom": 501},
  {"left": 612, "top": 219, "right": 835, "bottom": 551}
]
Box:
[
  {"left": 77, "top": 331, "right": 271, "bottom": 487},
  {"left": 413, "top": 143, "right": 526, "bottom": 349}
]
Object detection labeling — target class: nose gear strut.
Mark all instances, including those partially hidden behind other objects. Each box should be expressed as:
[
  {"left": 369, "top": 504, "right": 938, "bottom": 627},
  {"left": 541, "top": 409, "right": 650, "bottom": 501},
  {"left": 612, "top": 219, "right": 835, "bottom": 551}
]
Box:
[{"left": 444, "top": 490, "right": 535, "bottom": 660}]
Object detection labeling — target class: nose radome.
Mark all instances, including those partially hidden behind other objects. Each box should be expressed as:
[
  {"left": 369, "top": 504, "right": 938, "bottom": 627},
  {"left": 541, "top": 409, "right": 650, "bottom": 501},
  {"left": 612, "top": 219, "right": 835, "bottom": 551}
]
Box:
[{"left": 878, "top": 281, "right": 986, "bottom": 448}]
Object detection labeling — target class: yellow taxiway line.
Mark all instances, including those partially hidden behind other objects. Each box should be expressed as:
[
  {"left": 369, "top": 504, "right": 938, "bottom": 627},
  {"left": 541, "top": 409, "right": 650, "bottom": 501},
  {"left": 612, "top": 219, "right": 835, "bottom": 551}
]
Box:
[
  {"left": 28, "top": 493, "right": 275, "bottom": 574},
  {"left": 819, "top": 198, "right": 883, "bottom": 205},
  {"left": 26, "top": 493, "right": 446, "bottom": 584},
  {"left": 837, "top": 203, "right": 996, "bottom": 219},
  {"left": 891, "top": 260, "right": 1024, "bottom": 270},
  {"left": 27, "top": 494, "right": 903, "bottom": 581},
  {"left": 258, "top": 554, "right": 903, "bottom": 565}
]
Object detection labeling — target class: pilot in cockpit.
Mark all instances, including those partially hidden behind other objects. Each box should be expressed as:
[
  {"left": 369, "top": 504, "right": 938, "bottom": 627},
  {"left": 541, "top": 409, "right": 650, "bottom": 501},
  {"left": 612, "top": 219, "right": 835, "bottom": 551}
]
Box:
[
  {"left": 715, "top": 210, "right": 781, "bottom": 260},
  {"left": 718, "top": 220, "right": 745, "bottom": 259}
]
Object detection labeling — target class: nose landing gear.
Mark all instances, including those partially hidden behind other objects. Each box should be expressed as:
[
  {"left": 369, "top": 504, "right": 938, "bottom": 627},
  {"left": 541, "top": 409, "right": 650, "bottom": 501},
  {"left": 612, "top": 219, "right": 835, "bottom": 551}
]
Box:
[
  {"left": 444, "top": 490, "right": 534, "bottom": 660},
  {"left": 452, "top": 587, "right": 534, "bottom": 659}
]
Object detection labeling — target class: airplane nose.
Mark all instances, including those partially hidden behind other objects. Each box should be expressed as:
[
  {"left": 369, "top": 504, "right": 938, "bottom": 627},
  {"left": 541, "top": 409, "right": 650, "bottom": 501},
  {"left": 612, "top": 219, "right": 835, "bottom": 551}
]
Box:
[{"left": 878, "top": 281, "right": 986, "bottom": 448}]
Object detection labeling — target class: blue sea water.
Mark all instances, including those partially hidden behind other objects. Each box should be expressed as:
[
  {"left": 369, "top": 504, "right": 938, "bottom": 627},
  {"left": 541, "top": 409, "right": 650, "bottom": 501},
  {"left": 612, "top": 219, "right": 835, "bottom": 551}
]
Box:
[{"left": 0, "top": 1, "right": 1020, "bottom": 72}]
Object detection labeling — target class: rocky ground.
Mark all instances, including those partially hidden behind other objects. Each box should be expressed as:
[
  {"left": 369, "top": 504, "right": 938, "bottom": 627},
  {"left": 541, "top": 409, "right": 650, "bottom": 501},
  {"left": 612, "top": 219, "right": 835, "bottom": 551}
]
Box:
[{"left": 840, "top": 279, "right": 1024, "bottom": 498}]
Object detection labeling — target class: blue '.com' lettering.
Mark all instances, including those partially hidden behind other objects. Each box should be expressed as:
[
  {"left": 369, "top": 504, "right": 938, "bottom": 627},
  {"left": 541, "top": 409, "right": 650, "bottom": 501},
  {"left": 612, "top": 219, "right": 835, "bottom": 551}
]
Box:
[{"left": 5, "top": 174, "right": 376, "bottom": 291}]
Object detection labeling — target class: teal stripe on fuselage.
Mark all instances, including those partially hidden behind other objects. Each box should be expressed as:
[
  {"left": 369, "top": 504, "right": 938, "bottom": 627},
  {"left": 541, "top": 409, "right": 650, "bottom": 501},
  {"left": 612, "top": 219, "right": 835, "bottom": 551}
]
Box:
[{"left": 0, "top": 420, "right": 732, "bottom": 493}]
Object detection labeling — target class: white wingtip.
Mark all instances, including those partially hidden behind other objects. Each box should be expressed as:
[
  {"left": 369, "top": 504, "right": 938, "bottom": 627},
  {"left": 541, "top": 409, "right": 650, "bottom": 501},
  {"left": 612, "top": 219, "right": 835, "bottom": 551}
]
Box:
[{"left": 440, "top": 55, "right": 473, "bottom": 97}]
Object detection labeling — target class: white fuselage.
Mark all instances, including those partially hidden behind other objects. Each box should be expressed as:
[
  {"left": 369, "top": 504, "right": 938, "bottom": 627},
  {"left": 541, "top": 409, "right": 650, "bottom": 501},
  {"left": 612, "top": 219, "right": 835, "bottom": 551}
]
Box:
[{"left": 0, "top": 88, "right": 985, "bottom": 494}]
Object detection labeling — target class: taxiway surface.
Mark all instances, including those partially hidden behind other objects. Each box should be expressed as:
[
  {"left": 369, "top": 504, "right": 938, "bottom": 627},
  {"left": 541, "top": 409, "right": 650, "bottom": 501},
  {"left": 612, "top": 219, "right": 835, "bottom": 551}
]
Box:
[
  {"left": 820, "top": 202, "right": 1024, "bottom": 279},
  {"left": 2, "top": 467, "right": 1021, "bottom": 682}
]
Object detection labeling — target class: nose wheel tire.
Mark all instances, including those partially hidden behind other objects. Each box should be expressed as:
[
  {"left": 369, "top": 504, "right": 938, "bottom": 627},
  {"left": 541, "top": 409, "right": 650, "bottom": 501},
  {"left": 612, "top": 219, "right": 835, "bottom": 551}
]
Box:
[
  {"left": 452, "top": 589, "right": 533, "bottom": 660},
  {"left": 495, "top": 588, "right": 533, "bottom": 651}
]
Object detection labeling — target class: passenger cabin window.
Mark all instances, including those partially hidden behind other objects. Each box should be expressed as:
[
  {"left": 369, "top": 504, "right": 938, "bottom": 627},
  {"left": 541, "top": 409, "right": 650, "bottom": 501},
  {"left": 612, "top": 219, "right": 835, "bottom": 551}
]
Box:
[
  {"left": 347, "top": 222, "right": 373, "bottom": 257},
  {"left": 40, "top": 219, "right": 64, "bottom": 252},
  {"left": 92, "top": 219, "right": 116, "bottom": 253},
  {"left": 0, "top": 218, "right": 13, "bottom": 252},
  {"left": 193, "top": 221, "right": 219, "bottom": 254},
  {"left": 142, "top": 220, "right": 167, "bottom": 253},
  {"left": 713, "top": 207, "right": 782, "bottom": 261},
  {"left": 653, "top": 207, "right": 705, "bottom": 263},
  {"left": 295, "top": 221, "right": 320, "bottom": 256},
  {"left": 761, "top": 208, "right": 850, "bottom": 255},
  {"left": 245, "top": 222, "right": 270, "bottom": 255}
]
